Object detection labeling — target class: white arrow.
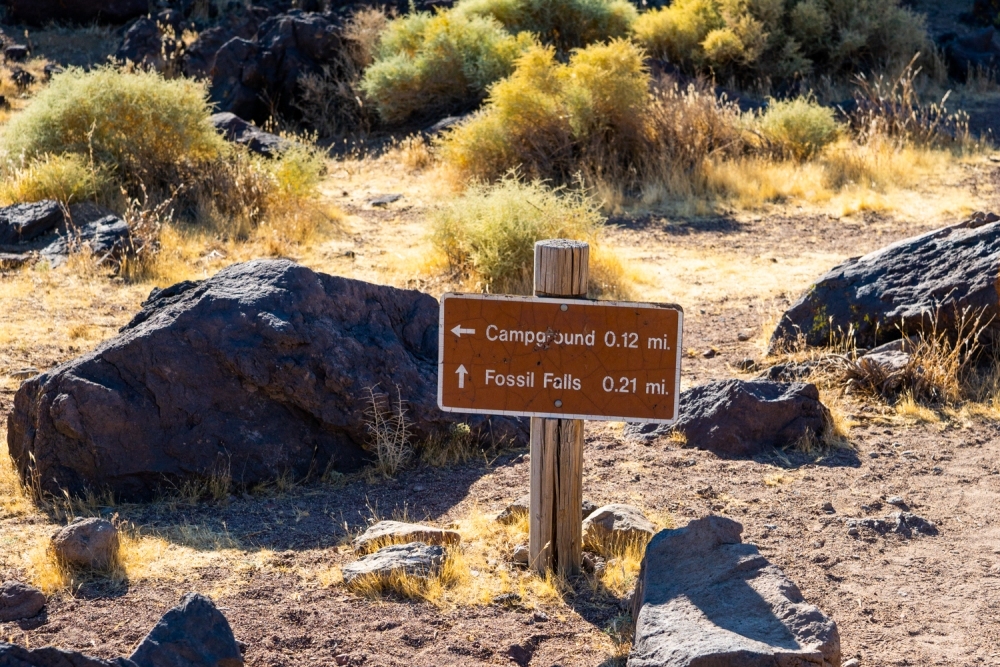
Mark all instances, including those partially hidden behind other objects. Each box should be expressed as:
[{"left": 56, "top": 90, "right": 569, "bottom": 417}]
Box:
[
  {"left": 455, "top": 365, "right": 469, "bottom": 389},
  {"left": 451, "top": 324, "right": 476, "bottom": 338}
]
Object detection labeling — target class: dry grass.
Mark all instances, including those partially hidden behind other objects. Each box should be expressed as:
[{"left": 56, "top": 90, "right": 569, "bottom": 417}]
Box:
[{"left": 365, "top": 386, "right": 413, "bottom": 478}]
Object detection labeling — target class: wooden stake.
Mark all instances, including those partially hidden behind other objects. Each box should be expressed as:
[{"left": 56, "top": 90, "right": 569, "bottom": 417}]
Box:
[{"left": 529, "top": 239, "right": 588, "bottom": 575}]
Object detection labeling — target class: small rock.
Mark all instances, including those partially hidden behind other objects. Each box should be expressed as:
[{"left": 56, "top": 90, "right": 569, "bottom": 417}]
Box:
[
  {"left": 0, "top": 581, "right": 45, "bottom": 621},
  {"left": 342, "top": 542, "right": 445, "bottom": 585},
  {"left": 581, "top": 551, "right": 606, "bottom": 575},
  {"left": 353, "top": 520, "right": 460, "bottom": 554},
  {"left": 492, "top": 592, "right": 521, "bottom": 606},
  {"left": 412, "top": 485, "right": 426, "bottom": 492},
  {"left": 10, "top": 67, "right": 34, "bottom": 89},
  {"left": 868, "top": 452, "right": 879, "bottom": 458},
  {"left": 847, "top": 526, "right": 860, "bottom": 537},
  {"left": 843, "top": 659, "right": 860, "bottom": 667},
  {"left": 737, "top": 332, "right": 750, "bottom": 342},
  {"left": 582, "top": 504, "right": 655, "bottom": 554},
  {"left": 335, "top": 655, "right": 350, "bottom": 666},
  {"left": 210, "top": 112, "right": 289, "bottom": 157},
  {"left": 532, "top": 610, "right": 548, "bottom": 623},
  {"left": 369, "top": 194, "right": 402, "bottom": 207},
  {"left": 4, "top": 45, "right": 29, "bottom": 62},
  {"left": 701, "top": 348, "right": 718, "bottom": 359},
  {"left": 886, "top": 496, "right": 905, "bottom": 507},
  {"left": 735, "top": 358, "right": 757, "bottom": 372},
  {"left": 51, "top": 517, "right": 119, "bottom": 570},
  {"left": 821, "top": 501, "right": 835, "bottom": 514},
  {"left": 0, "top": 200, "right": 64, "bottom": 244},
  {"left": 512, "top": 544, "right": 529, "bottom": 564}
]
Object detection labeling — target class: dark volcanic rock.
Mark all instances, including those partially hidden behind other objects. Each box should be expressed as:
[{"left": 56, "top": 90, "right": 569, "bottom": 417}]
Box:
[
  {"left": 129, "top": 593, "right": 244, "bottom": 667},
  {"left": 770, "top": 212, "right": 1000, "bottom": 352},
  {"left": 115, "top": 17, "right": 179, "bottom": 72},
  {"left": 629, "top": 516, "right": 841, "bottom": 667},
  {"left": 0, "top": 201, "right": 63, "bottom": 245},
  {"left": 202, "top": 11, "right": 345, "bottom": 124},
  {"left": 4, "top": 44, "right": 29, "bottom": 62},
  {"left": 0, "top": 581, "right": 45, "bottom": 622},
  {"left": 41, "top": 204, "right": 132, "bottom": 267},
  {"left": 6, "top": 0, "right": 148, "bottom": 25},
  {"left": 210, "top": 112, "right": 289, "bottom": 157},
  {"left": 7, "top": 259, "right": 523, "bottom": 499},
  {"left": 624, "top": 379, "right": 831, "bottom": 457},
  {"left": 940, "top": 28, "right": 1000, "bottom": 81},
  {"left": 0, "top": 643, "right": 137, "bottom": 666}
]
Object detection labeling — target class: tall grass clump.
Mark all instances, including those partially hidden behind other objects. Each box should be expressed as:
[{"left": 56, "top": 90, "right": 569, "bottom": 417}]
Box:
[
  {"left": 360, "top": 11, "right": 534, "bottom": 124},
  {"left": 632, "top": 0, "right": 935, "bottom": 86},
  {"left": 3, "top": 66, "right": 226, "bottom": 191},
  {"left": 431, "top": 176, "right": 605, "bottom": 294},
  {"left": 454, "top": 0, "right": 637, "bottom": 53},
  {"left": 755, "top": 97, "right": 840, "bottom": 159},
  {"left": 0, "top": 153, "right": 111, "bottom": 205}
]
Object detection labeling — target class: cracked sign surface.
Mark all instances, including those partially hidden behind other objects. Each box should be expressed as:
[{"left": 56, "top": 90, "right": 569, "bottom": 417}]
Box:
[{"left": 438, "top": 293, "right": 683, "bottom": 422}]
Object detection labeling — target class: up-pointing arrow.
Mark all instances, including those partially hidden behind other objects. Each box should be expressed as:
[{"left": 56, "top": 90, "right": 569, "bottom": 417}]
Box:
[
  {"left": 451, "top": 324, "right": 476, "bottom": 338},
  {"left": 456, "top": 364, "right": 469, "bottom": 389}
]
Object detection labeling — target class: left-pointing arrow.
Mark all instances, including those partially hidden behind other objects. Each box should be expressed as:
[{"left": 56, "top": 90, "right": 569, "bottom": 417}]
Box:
[
  {"left": 456, "top": 364, "right": 469, "bottom": 389},
  {"left": 451, "top": 324, "right": 476, "bottom": 338}
]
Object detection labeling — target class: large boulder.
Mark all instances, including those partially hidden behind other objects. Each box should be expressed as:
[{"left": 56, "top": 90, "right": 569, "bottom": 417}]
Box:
[
  {"left": 129, "top": 593, "right": 244, "bottom": 667},
  {"left": 7, "top": 259, "right": 523, "bottom": 499},
  {"left": 625, "top": 380, "right": 831, "bottom": 458},
  {"left": 769, "top": 212, "right": 1000, "bottom": 353},
  {"left": 940, "top": 28, "right": 1000, "bottom": 81},
  {"left": 5, "top": 0, "right": 148, "bottom": 25},
  {"left": 196, "top": 11, "right": 345, "bottom": 124},
  {"left": 115, "top": 17, "right": 180, "bottom": 73},
  {"left": 629, "top": 516, "right": 841, "bottom": 667},
  {"left": 0, "top": 201, "right": 63, "bottom": 245}
]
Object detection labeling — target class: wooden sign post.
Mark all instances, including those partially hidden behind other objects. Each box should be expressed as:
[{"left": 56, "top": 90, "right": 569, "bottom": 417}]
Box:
[
  {"left": 530, "top": 240, "right": 588, "bottom": 575},
  {"left": 437, "top": 239, "right": 684, "bottom": 576}
]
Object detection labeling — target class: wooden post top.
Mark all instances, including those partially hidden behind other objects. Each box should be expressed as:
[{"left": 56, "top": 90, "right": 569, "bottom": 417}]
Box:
[{"left": 533, "top": 239, "right": 589, "bottom": 298}]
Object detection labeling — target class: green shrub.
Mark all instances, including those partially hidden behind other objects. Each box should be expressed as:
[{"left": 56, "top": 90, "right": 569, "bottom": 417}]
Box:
[
  {"left": 756, "top": 97, "right": 840, "bottom": 159},
  {"left": 3, "top": 66, "right": 225, "bottom": 187},
  {"left": 360, "top": 11, "right": 534, "bottom": 124},
  {"left": 632, "top": 0, "right": 933, "bottom": 85},
  {"left": 0, "top": 153, "right": 111, "bottom": 205},
  {"left": 432, "top": 176, "right": 604, "bottom": 294},
  {"left": 441, "top": 40, "right": 651, "bottom": 183},
  {"left": 454, "top": 0, "right": 637, "bottom": 53}
]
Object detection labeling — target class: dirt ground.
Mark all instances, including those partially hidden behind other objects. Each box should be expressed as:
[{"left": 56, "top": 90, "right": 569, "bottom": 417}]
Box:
[{"left": 3, "top": 149, "right": 1000, "bottom": 666}]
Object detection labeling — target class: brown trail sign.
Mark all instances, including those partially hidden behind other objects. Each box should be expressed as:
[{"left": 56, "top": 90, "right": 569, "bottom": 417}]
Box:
[{"left": 437, "top": 240, "right": 684, "bottom": 575}]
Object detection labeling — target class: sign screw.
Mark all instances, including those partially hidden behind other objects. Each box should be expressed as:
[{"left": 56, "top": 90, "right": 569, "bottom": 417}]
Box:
[
  {"left": 560, "top": 304, "right": 568, "bottom": 311},
  {"left": 554, "top": 400, "right": 563, "bottom": 407}
]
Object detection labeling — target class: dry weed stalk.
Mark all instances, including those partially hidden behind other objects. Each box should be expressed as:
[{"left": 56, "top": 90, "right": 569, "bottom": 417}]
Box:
[
  {"left": 365, "top": 385, "right": 413, "bottom": 478},
  {"left": 852, "top": 54, "right": 970, "bottom": 148}
]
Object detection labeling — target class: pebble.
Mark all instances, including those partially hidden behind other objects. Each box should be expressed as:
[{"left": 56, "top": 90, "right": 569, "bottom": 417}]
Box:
[
  {"left": 847, "top": 526, "right": 860, "bottom": 536},
  {"left": 887, "top": 496, "right": 905, "bottom": 506},
  {"left": 702, "top": 348, "right": 718, "bottom": 359},
  {"left": 737, "top": 332, "right": 750, "bottom": 342},
  {"left": 335, "top": 655, "right": 350, "bottom": 666},
  {"left": 413, "top": 485, "right": 426, "bottom": 492},
  {"left": 843, "top": 659, "right": 860, "bottom": 667},
  {"left": 532, "top": 611, "right": 549, "bottom": 623},
  {"left": 868, "top": 451, "right": 879, "bottom": 458},
  {"left": 821, "top": 501, "right": 835, "bottom": 514},
  {"left": 512, "top": 544, "right": 529, "bottom": 564},
  {"left": 764, "top": 524, "right": 778, "bottom": 530}
]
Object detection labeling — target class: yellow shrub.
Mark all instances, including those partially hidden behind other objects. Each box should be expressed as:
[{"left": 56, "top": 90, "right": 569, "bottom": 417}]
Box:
[
  {"left": 755, "top": 97, "right": 841, "bottom": 160},
  {"left": 455, "top": 0, "right": 637, "bottom": 52},
  {"left": 3, "top": 66, "right": 225, "bottom": 186}
]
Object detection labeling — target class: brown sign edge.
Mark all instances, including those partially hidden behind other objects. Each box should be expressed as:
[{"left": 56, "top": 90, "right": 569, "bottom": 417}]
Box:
[{"left": 436, "top": 293, "right": 684, "bottom": 423}]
